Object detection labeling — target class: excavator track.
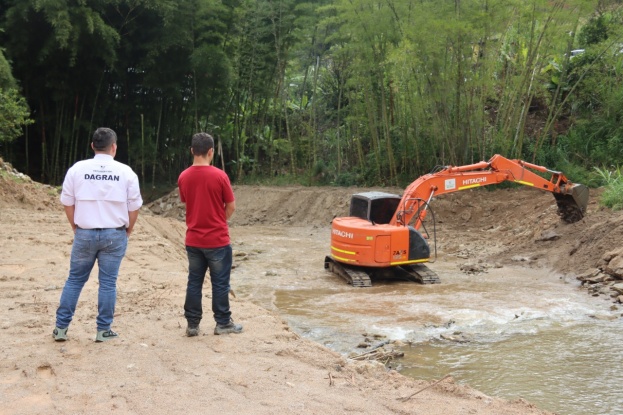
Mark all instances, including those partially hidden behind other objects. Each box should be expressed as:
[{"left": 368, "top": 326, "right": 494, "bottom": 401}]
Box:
[
  {"left": 395, "top": 264, "right": 441, "bottom": 284},
  {"left": 324, "top": 256, "right": 372, "bottom": 287},
  {"left": 324, "top": 257, "right": 440, "bottom": 286}
]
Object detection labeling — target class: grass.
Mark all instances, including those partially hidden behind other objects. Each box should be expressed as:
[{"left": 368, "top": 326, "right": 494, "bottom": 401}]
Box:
[
  {"left": 594, "top": 166, "right": 623, "bottom": 210},
  {"left": 46, "top": 186, "right": 61, "bottom": 197},
  {"left": 0, "top": 168, "right": 28, "bottom": 183}
]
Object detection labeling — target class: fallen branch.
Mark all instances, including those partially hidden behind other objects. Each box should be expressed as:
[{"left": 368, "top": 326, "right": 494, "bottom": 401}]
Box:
[
  {"left": 399, "top": 375, "right": 452, "bottom": 401},
  {"left": 368, "top": 339, "right": 390, "bottom": 351},
  {"left": 350, "top": 346, "right": 403, "bottom": 362}
]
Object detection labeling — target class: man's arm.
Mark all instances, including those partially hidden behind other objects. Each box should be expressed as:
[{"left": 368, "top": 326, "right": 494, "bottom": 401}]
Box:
[
  {"left": 225, "top": 201, "right": 236, "bottom": 220},
  {"left": 63, "top": 205, "right": 77, "bottom": 233},
  {"left": 127, "top": 209, "right": 140, "bottom": 236}
]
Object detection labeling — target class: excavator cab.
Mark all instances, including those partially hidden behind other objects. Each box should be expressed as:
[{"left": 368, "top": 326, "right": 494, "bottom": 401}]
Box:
[
  {"left": 349, "top": 192, "right": 401, "bottom": 224},
  {"left": 349, "top": 192, "right": 431, "bottom": 261}
]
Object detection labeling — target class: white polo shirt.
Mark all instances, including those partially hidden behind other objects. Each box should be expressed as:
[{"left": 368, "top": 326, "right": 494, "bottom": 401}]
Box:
[{"left": 60, "top": 154, "right": 143, "bottom": 229}]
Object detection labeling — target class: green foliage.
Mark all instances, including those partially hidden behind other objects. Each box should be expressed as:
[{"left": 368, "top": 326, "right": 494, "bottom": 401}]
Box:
[
  {"left": 526, "top": 141, "right": 600, "bottom": 187},
  {"left": 2, "top": 0, "right": 623, "bottom": 188},
  {"left": 578, "top": 15, "right": 608, "bottom": 47},
  {"left": 311, "top": 159, "right": 329, "bottom": 183},
  {"left": 0, "top": 89, "right": 33, "bottom": 144},
  {"left": 333, "top": 171, "right": 361, "bottom": 186},
  {"left": 235, "top": 172, "right": 310, "bottom": 186},
  {"left": 594, "top": 166, "right": 623, "bottom": 210},
  {"left": 0, "top": 49, "right": 16, "bottom": 89}
]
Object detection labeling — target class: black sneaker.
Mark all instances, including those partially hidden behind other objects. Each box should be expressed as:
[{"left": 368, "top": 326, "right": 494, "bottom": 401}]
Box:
[
  {"left": 186, "top": 325, "right": 199, "bottom": 337},
  {"left": 214, "top": 319, "right": 243, "bottom": 335},
  {"left": 95, "top": 329, "right": 119, "bottom": 342}
]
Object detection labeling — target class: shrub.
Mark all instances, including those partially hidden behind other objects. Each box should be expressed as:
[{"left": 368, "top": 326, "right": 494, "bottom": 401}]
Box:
[{"left": 594, "top": 166, "right": 623, "bottom": 210}]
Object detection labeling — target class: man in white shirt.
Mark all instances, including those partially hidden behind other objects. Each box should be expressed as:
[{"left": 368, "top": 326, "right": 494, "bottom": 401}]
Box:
[{"left": 53, "top": 127, "right": 142, "bottom": 343}]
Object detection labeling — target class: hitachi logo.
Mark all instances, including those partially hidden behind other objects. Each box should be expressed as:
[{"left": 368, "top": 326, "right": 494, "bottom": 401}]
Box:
[
  {"left": 333, "top": 229, "right": 354, "bottom": 239},
  {"left": 463, "top": 177, "right": 486, "bottom": 186}
]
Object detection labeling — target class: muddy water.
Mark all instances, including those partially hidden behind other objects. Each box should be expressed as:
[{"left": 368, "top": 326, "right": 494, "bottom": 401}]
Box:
[{"left": 231, "top": 227, "right": 623, "bottom": 415}]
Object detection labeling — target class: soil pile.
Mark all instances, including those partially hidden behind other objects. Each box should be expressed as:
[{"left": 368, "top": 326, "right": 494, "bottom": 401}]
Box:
[{"left": 0, "top": 158, "right": 58, "bottom": 210}]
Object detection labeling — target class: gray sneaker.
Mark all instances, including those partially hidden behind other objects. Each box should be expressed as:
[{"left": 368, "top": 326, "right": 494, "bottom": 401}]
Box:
[
  {"left": 186, "top": 325, "right": 199, "bottom": 337},
  {"left": 95, "top": 329, "right": 119, "bottom": 342},
  {"left": 53, "top": 327, "right": 68, "bottom": 342},
  {"left": 214, "top": 319, "right": 243, "bottom": 335}
]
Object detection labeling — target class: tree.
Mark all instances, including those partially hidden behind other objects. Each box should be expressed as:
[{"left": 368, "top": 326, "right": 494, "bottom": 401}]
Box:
[
  {"left": 0, "top": 48, "right": 32, "bottom": 147},
  {"left": 0, "top": 88, "right": 33, "bottom": 144}
]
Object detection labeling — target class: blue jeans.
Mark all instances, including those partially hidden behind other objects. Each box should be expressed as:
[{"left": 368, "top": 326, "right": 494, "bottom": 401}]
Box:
[
  {"left": 184, "top": 245, "right": 233, "bottom": 326},
  {"left": 55, "top": 228, "right": 128, "bottom": 331}
]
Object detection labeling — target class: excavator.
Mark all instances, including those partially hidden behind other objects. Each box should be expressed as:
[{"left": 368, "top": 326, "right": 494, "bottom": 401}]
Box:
[{"left": 324, "top": 154, "right": 589, "bottom": 287}]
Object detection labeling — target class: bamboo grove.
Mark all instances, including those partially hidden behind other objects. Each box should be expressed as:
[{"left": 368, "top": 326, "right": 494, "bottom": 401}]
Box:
[{"left": 1, "top": 0, "right": 622, "bottom": 188}]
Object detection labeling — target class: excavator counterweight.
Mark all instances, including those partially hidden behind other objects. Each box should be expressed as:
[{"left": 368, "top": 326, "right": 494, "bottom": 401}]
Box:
[{"left": 325, "top": 155, "right": 588, "bottom": 287}]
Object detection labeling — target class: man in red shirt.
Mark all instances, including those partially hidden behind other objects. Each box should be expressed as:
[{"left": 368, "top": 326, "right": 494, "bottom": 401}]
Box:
[{"left": 178, "top": 132, "right": 242, "bottom": 336}]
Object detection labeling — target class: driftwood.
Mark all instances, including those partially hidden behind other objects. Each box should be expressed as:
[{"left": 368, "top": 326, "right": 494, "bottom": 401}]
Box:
[
  {"left": 399, "top": 375, "right": 452, "bottom": 401},
  {"left": 350, "top": 340, "right": 404, "bottom": 362},
  {"left": 368, "top": 339, "right": 390, "bottom": 351}
]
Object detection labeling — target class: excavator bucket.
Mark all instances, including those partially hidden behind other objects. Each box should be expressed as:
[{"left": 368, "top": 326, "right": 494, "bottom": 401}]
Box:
[{"left": 553, "top": 183, "right": 589, "bottom": 223}]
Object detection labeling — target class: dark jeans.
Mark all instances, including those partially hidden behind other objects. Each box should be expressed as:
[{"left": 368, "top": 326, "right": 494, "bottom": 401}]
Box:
[{"left": 184, "top": 245, "right": 233, "bottom": 326}]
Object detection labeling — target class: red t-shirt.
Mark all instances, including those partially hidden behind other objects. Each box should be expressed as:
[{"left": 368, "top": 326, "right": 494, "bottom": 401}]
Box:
[{"left": 178, "top": 165, "right": 235, "bottom": 248}]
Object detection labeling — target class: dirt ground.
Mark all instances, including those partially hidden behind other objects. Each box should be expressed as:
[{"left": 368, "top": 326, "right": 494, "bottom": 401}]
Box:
[{"left": 1, "top": 161, "right": 622, "bottom": 415}]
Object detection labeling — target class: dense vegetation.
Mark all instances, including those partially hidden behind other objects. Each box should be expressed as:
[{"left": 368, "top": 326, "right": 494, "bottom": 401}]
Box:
[{"left": 1, "top": 0, "right": 623, "bottom": 193}]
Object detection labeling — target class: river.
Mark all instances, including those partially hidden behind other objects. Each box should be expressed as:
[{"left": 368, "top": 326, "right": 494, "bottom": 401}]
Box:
[{"left": 232, "top": 227, "right": 622, "bottom": 415}]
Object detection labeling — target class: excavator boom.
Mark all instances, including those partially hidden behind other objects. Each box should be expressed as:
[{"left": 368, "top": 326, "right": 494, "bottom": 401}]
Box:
[
  {"left": 394, "top": 154, "right": 587, "bottom": 229},
  {"left": 325, "top": 154, "right": 588, "bottom": 287}
]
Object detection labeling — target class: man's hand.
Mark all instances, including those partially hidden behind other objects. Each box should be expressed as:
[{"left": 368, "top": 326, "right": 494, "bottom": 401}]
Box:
[
  {"left": 63, "top": 205, "right": 77, "bottom": 233},
  {"left": 127, "top": 209, "right": 139, "bottom": 237}
]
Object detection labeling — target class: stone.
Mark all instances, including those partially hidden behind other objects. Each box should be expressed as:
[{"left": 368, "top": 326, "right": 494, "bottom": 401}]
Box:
[
  {"left": 583, "top": 274, "right": 612, "bottom": 284},
  {"left": 610, "top": 283, "right": 623, "bottom": 295},
  {"left": 604, "top": 255, "right": 623, "bottom": 279},
  {"left": 535, "top": 230, "right": 560, "bottom": 242},
  {"left": 576, "top": 268, "right": 601, "bottom": 281},
  {"left": 460, "top": 263, "right": 486, "bottom": 274}
]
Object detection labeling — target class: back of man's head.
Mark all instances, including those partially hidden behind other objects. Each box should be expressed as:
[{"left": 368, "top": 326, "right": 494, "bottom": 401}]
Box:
[
  {"left": 191, "top": 132, "right": 214, "bottom": 156},
  {"left": 93, "top": 128, "right": 117, "bottom": 151}
]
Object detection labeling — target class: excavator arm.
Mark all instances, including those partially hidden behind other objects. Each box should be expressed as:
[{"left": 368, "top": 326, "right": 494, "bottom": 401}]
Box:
[{"left": 391, "top": 154, "right": 588, "bottom": 229}]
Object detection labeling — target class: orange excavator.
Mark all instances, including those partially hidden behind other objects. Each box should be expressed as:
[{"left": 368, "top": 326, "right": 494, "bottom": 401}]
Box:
[{"left": 324, "top": 154, "right": 589, "bottom": 287}]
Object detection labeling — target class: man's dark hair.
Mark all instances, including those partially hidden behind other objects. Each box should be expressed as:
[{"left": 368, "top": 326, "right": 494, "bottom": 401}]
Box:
[
  {"left": 92, "top": 127, "right": 118, "bottom": 151},
  {"left": 191, "top": 132, "right": 214, "bottom": 156}
]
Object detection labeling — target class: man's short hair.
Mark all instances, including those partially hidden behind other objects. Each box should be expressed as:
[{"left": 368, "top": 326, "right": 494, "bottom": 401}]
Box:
[
  {"left": 191, "top": 132, "right": 214, "bottom": 156},
  {"left": 92, "top": 128, "right": 118, "bottom": 151}
]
